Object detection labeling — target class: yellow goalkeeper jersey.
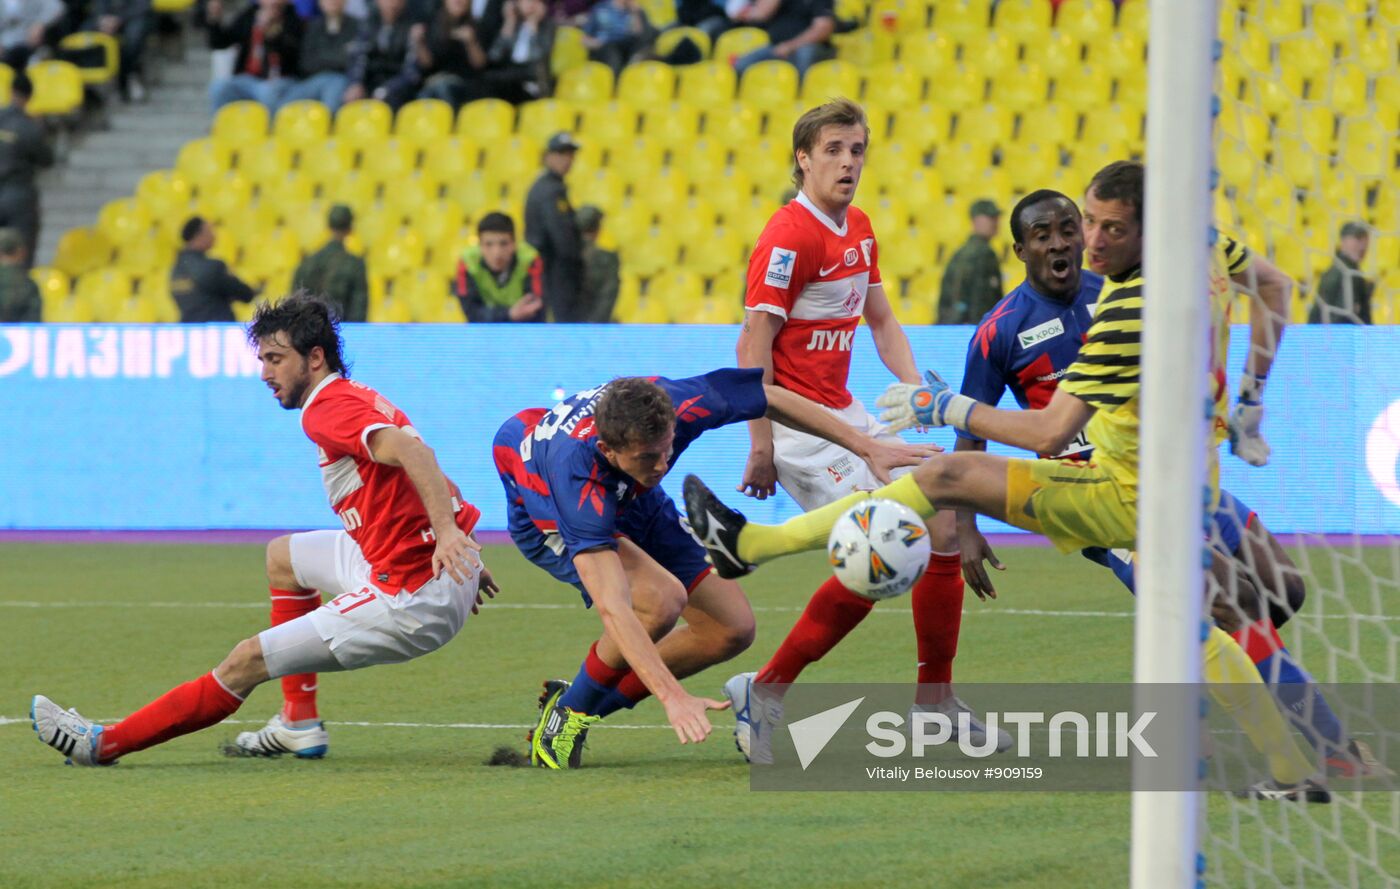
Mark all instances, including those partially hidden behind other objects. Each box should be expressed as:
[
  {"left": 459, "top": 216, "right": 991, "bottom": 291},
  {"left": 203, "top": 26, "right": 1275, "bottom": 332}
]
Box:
[{"left": 1058, "top": 237, "right": 1251, "bottom": 494}]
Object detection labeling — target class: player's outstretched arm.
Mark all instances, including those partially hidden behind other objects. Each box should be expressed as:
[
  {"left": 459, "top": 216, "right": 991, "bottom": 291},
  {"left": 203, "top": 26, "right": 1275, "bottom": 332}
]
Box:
[
  {"left": 737, "top": 310, "right": 784, "bottom": 499},
  {"left": 763, "top": 383, "right": 939, "bottom": 482},
  {"left": 1229, "top": 254, "right": 1292, "bottom": 467},
  {"left": 862, "top": 283, "right": 921, "bottom": 384},
  {"left": 952, "top": 436, "right": 1004, "bottom": 600},
  {"left": 368, "top": 427, "right": 481, "bottom": 584},
  {"left": 878, "top": 371, "right": 1094, "bottom": 456},
  {"left": 574, "top": 549, "right": 730, "bottom": 744}
]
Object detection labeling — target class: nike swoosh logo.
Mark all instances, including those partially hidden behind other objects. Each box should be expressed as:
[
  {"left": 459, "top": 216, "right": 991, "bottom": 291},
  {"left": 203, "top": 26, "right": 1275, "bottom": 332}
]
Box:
[
  {"left": 300, "top": 683, "right": 318, "bottom": 693},
  {"left": 818, "top": 262, "right": 843, "bottom": 276}
]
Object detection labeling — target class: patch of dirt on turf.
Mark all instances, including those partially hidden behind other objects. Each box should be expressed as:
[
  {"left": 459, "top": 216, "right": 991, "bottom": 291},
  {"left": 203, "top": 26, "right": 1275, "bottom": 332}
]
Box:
[{"left": 486, "top": 745, "right": 529, "bottom": 767}]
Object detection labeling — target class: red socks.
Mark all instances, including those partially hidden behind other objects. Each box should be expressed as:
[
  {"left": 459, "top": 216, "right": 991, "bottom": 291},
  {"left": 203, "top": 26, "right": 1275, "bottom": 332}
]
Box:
[
  {"left": 271, "top": 587, "right": 321, "bottom": 723},
  {"left": 912, "top": 553, "right": 965, "bottom": 705},
  {"left": 585, "top": 641, "right": 652, "bottom": 705},
  {"left": 756, "top": 575, "right": 876, "bottom": 686},
  {"left": 99, "top": 672, "right": 243, "bottom": 761},
  {"left": 1232, "top": 616, "right": 1286, "bottom": 665}
]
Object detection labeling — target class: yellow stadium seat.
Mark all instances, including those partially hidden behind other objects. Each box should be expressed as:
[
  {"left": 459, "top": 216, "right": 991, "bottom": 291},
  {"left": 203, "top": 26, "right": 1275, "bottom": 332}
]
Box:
[
  {"left": 956, "top": 104, "right": 1013, "bottom": 146},
  {"left": 32, "top": 266, "right": 70, "bottom": 310},
  {"left": 865, "top": 194, "right": 911, "bottom": 237},
  {"left": 637, "top": 169, "right": 690, "bottom": 208},
  {"left": 1277, "top": 33, "right": 1333, "bottom": 82},
  {"left": 1055, "top": 0, "right": 1113, "bottom": 44},
  {"left": 411, "top": 200, "right": 465, "bottom": 248},
  {"left": 677, "top": 61, "right": 736, "bottom": 106},
  {"left": 1055, "top": 63, "right": 1112, "bottom": 108},
  {"left": 673, "top": 135, "right": 730, "bottom": 182},
  {"left": 457, "top": 98, "right": 515, "bottom": 140},
  {"left": 1283, "top": 104, "right": 1336, "bottom": 151},
  {"left": 1082, "top": 104, "right": 1139, "bottom": 150},
  {"left": 1117, "top": 0, "right": 1145, "bottom": 35},
  {"left": 258, "top": 173, "right": 315, "bottom": 215},
  {"left": 58, "top": 32, "right": 119, "bottom": 86},
  {"left": 878, "top": 231, "right": 930, "bottom": 282},
  {"left": 670, "top": 196, "right": 719, "bottom": 250},
  {"left": 568, "top": 167, "right": 626, "bottom": 211},
  {"left": 865, "top": 62, "right": 923, "bottom": 108},
  {"left": 887, "top": 103, "right": 950, "bottom": 152},
  {"left": 422, "top": 137, "right": 480, "bottom": 183},
  {"left": 135, "top": 170, "right": 194, "bottom": 220},
  {"left": 1272, "top": 133, "right": 1320, "bottom": 188},
  {"left": 1379, "top": 0, "right": 1400, "bottom": 28},
  {"left": 988, "top": 62, "right": 1048, "bottom": 113},
  {"left": 517, "top": 98, "right": 579, "bottom": 142},
  {"left": 621, "top": 229, "right": 680, "bottom": 276},
  {"left": 1018, "top": 102, "right": 1078, "bottom": 147},
  {"left": 1115, "top": 66, "right": 1146, "bottom": 112},
  {"left": 708, "top": 169, "right": 757, "bottom": 216},
  {"left": 1339, "top": 118, "right": 1390, "bottom": 178},
  {"left": 935, "top": 0, "right": 992, "bottom": 44},
  {"left": 938, "top": 64, "right": 985, "bottom": 112},
  {"left": 26, "top": 61, "right": 83, "bottom": 117},
  {"left": 1025, "top": 30, "right": 1079, "bottom": 78},
  {"left": 320, "top": 171, "right": 378, "bottom": 215},
  {"left": 744, "top": 137, "right": 794, "bottom": 196},
  {"left": 212, "top": 100, "right": 270, "bottom": 152},
  {"left": 273, "top": 100, "right": 332, "bottom": 151},
  {"left": 0, "top": 64, "right": 11, "bottom": 105},
  {"left": 638, "top": 0, "right": 676, "bottom": 29},
  {"left": 994, "top": 0, "right": 1052, "bottom": 44},
  {"left": 706, "top": 101, "right": 762, "bottom": 148},
  {"left": 651, "top": 269, "right": 704, "bottom": 318},
  {"left": 551, "top": 26, "right": 588, "bottom": 76},
  {"left": 999, "top": 140, "right": 1060, "bottom": 193},
  {"left": 237, "top": 139, "right": 293, "bottom": 184},
  {"left": 1231, "top": 29, "right": 1272, "bottom": 74},
  {"left": 198, "top": 173, "right": 255, "bottom": 223},
  {"left": 371, "top": 229, "right": 427, "bottom": 278},
  {"left": 738, "top": 60, "right": 798, "bottom": 109},
  {"left": 869, "top": 0, "right": 928, "bottom": 31},
  {"left": 1351, "top": 28, "right": 1396, "bottom": 76},
  {"left": 1217, "top": 102, "right": 1269, "bottom": 154},
  {"left": 175, "top": 137, "right": 233, "bottom": 185},
  {"left": 896, "top": 29, "right": 956, "bottom": 77},
  {"left": 607, "top": 203, "right": 654, "bottom": 246},
  {"left": 395, "top": 98, "right": 454, "bottom": 148},
  {"left": 1092, "top": 29, "right": 1143, "bottom": 78},
  {"left": 52, "top": 227, "right": 112, "bottom": 277},
  {"left": 713, "top": 27, "right": 769, "bottom": 63},
  {"left": 296, "top": 137, "right": 358, "bottom": 188},
  {"left": 114, "top": 237, "right": 174, "bottom": 274},
  {"left": 554, "top": 61, "right": 615, "bottom": 104},
  {"left": 1246, "top": 67, "right": 1305, "bottom": 118},
  {"left": 1328, "top": 63, "right": 1369, "bottom": 116},
  {"left": 576, "top": 101, "right": 639, "bottom": 145},
  {"left": 1376, "top": 74, "right": 1400, "bottom": 130},
  {"left": 619, "top": 61, "right": 677, "bottom": 105},
  {"left": 447, "top": 169, "right": 497, "bottom": 211},
  {"left": 285, "top": 201, "right": 327, "bottom": 250},
  {"left": 654, "top": 26, "right": 711, "bottom": 61},
  {"left": 480, "top": 133, "right": 542, "bottom": 180},
  {"left": 800, "top": 59, "right": 861, "bottom": 105},
  {"left": 832, "top": 28, "right": 896, "bottom": 68},
  {"left": 898, "top": 166, "right": 945, "bottom": 213},
  {"left": 96, "top": 198, "right": 153, "bottom": 245},
  {"left": 1256, "top": 0, "right": 1305, "bottom": 38},
  {"left": 76, "top": 269, "right": 134, "bottom": 321},
  {"left": 640, "top": 101, "right": 700, "bottom": 149},
  {"left": 334, "top": 99, "right": 393, "bottom": 150}
]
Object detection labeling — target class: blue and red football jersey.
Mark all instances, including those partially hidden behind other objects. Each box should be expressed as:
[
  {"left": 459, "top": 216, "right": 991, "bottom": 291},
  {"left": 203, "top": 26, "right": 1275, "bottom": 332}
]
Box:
[
  {"left": 958, "top": 272, "right": 1104, "bottom": 456},
  {"left": 492, "top": 368, "right": 768, "bottom": 563}
]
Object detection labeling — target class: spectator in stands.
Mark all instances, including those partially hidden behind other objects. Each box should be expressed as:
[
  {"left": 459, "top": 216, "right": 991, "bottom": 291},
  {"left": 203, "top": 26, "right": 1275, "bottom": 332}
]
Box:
[
  {"left": 343, "top": 0, "right": 422, "bottom": 109},
  {"left": 0, "top": 0, "right": 64, "bottom": 69},
  {"left": 1310, "top": 221, "right": 1374, "bottom": 325},
  {"left": 207, "top": 0, "right": 304, "bottom": 111},
  {"left": 86, "top": 0, "right": 153, "bottom": 102},
  {"left": 454, "top": 211, "right": 544, "bottom": 322},
  {"left": 415, "top": 0, "right": 488, "bottom": 107},
  {"left": 481, "top": 0, "right": 552, "bottom": 104},
  {"left": 525, "top": 131, "right": 583, "bottom": 322},
  {"left": 581, "top": 0, "right": 651, "bottom": 74},
  {"left": 292, "top": 204, "right": 368, "bottom": 322},
  {"left": 730, "top": 0, "right": 834, "bottom": 77},
  {"left": 171, "top": 216, "right": 258, "bottom": 322},
  {"left": 937, "top": 198, "right": 1003, "bottom": 324},
  {"left": 279, "top": 0, "right": 360, "bottom": 110},
  {"left": 0, "top": 228, "right": 40, "bottom": 320},
  {"left": 577, "top": 204, "right": 618, "bottom": 323},
  {"left": 0, "top": 73, "right": 53, "bottom": 268},
  {"left": 672, "top": 0, "right": 731, "bottom": 41}
]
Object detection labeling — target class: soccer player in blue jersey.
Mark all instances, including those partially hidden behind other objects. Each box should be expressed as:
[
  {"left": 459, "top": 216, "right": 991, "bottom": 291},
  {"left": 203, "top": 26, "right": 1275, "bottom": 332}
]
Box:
[
  {"left": 492, "top": 369, "right": 934, "bottom": 768},
  {"left": 953, "top": 188, "right": 1387, "bottom": 779}
]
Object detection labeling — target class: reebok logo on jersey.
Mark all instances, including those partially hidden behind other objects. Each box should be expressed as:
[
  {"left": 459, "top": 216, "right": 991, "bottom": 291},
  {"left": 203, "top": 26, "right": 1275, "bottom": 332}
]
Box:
[
  {"left": 674, "top": 395, "right": 712, "bottom": 423},
  {"left": 766, "top": 247, "right": 796, "bottom": 288},
  {"left": 1018, "top": 317, "right": 1065, "bottom": 349},
  {"left": 806, "top": 329, "right": 855, "bottom": 352}
]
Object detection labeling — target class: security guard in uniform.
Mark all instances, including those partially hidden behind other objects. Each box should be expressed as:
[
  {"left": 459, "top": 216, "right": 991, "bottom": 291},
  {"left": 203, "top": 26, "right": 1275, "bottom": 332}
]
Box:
[
  {"left": 170, "top": 216, "right": 258, "bottom": 322},
  {"left": 0, "top": 73, "right": 54, "bottom": 267},
  {"left": 292, "top": 204, "right": 368, "bottom": 322},
  {"left": 938, "top": 198, "right": 1004, "bottom": 324},
  {"left": 0, "top": 228, "right": 40, "bottom": 321},
  {"left": 524, "top": 131, "right": 584, "bottom": 323}
]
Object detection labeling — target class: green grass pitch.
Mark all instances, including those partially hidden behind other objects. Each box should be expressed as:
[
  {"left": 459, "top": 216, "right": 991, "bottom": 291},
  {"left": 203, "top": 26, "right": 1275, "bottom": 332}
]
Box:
[{"left": 3, "top": 542, "right": 1397, "bottom": 888}]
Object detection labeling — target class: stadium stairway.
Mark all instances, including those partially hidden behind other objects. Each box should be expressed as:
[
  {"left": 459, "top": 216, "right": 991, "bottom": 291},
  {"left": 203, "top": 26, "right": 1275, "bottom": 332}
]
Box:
[{"left": 36, "top": 33, "right": 212, "bottom": 266}]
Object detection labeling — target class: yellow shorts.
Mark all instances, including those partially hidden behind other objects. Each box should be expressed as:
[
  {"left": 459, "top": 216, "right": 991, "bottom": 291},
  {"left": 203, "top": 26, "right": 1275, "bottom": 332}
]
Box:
[{"left": 1004, "top": 458, "right": 1137, "bottom": 553}]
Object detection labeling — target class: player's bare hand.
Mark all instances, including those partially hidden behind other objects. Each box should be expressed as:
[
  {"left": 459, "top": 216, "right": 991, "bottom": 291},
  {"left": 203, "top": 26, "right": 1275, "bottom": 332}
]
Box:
[
  {"left": 864, "top": 439, "right": 941, "bottom": 483},
  {"left": 662, "top": 692, "right": 731, "bottom": 744},
  {"left": 471, "top": 567, "right": 499, "bottom": 613},
  {"left": 957, "top": 523, "right": 1003, "bottom": 601},
  {"left": 738, "top": 448, "right": 778, "bottom": 500},
  {"left": 432, "top": 528, "right": 479, "bottom": 584}
]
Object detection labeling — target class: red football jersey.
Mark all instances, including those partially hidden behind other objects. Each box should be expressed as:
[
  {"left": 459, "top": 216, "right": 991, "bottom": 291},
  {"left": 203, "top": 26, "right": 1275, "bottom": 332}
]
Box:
[
  {"left": 301, "top": 375, "right": 480, "bottom": 594},
  {"left": 744, "top": 192, "right": 882, "bottom": 409}
]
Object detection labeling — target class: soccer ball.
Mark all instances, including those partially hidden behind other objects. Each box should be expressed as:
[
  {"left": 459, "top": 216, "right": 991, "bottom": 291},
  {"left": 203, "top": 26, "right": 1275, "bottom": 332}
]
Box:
[{"left": 826, "top": 498, "right": 931, "bottom": 601}]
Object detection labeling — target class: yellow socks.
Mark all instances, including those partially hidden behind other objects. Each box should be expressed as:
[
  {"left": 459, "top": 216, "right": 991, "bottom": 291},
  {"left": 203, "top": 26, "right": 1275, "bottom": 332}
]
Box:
[
  {"left": 1202, "top": 625, "right": 1314, "bottom": 785},
  {"left": 738, "top": 475, "right": 937, "bottom": 565}
]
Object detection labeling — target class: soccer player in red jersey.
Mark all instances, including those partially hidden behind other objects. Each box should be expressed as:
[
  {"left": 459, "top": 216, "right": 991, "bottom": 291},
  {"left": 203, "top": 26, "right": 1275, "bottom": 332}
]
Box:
[
  {"left": 725, "top": 98, "right": 1009, "bottom": 762},
  {"left": 31, "top": 293, "right": 491, "bottom": 765}
]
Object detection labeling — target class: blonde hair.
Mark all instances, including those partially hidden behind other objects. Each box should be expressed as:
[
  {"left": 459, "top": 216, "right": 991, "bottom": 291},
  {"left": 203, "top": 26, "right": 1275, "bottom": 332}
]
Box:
[{"left": 790, "top": 98, "right": 870, "bottom": 189}]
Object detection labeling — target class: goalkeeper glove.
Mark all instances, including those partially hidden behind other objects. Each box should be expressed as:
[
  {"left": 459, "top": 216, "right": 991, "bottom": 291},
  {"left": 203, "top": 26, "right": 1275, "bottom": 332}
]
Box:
[
  {"left": 1228, "top": 373, "right": 1270, "bottom": 467},
  {"left": 876, "top": 370, "right": 977, "bottom": 433}
]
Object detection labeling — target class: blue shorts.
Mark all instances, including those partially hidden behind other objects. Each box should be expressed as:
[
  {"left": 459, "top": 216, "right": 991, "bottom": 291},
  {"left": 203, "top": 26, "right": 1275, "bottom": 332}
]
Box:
[{"left": 508, "top": 486, "right": 713, "bottom": 608}]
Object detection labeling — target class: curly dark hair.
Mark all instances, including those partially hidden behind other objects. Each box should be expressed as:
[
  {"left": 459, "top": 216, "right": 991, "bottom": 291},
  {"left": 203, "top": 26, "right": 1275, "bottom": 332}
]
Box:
[
  {"left": 246, "top": 291, "right": 350, "bottom": 376},
  {"left": 595, "top": 377, "right": 675, "bottom": 449}
]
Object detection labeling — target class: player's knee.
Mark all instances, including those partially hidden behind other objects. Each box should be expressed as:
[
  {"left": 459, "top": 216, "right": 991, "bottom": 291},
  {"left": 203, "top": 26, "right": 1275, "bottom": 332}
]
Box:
[
  {"left": 633, "top": 575, "right": 688, "bottom": 634},
  {"left": 265, "top": 535, "right": 299, "bottom": 589},
  {"left": 715, "top": 611, "right": 756, "bottom": 659},
  {"left": 216, "top": 635, "right": 268, "bottom": 696}
]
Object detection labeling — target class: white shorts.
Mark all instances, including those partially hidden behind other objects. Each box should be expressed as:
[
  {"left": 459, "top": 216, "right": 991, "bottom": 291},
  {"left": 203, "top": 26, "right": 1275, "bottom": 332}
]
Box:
[
  {"left": 258, "top": 529, "right": 478, "bottom": 678},
  {"left": 772, "top": 400, "right": 913, "bottom": 512}
]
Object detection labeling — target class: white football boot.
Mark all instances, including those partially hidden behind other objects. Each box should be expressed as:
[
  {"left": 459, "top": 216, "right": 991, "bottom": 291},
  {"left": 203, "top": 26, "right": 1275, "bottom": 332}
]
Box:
[
  {"left": 230, "top": 713, "right": 329, "bottom": 759},
  {"left": 724, "top": 672, "right": 783, "bottom": 765},
  {"left": 31, "top": 695, "right": 106, "bottom": 766},
  {"left": 909, "top": 695, "right": 1014, "bottom": 753}
]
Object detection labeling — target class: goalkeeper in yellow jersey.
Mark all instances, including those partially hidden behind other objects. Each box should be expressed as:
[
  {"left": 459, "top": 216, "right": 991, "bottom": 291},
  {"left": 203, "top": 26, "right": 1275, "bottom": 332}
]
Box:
[{"left": 683, "top": 160, "right": 1330, "bottom": 801}]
